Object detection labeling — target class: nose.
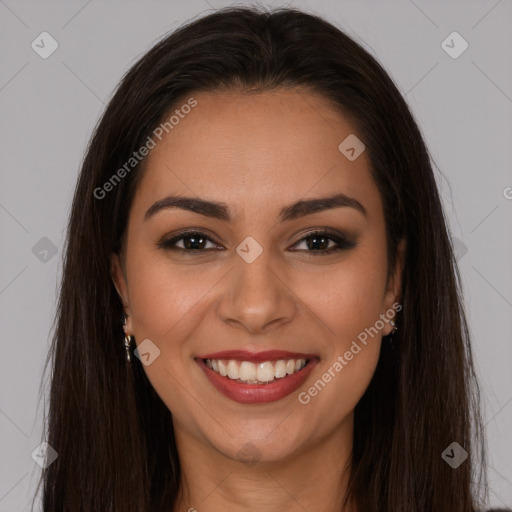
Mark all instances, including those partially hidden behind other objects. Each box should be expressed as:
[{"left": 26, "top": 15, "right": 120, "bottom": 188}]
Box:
[{"left": 217, "top": 249, "right": 297, "bottom": 335}]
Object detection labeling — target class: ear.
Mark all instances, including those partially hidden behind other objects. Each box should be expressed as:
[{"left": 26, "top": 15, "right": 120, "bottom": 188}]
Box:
[
  {"left": 110, "top": 252, "right": 133, "bottom": 334},
  {"left": 382, "top": 238, "right": 405, "bottom": 335}
]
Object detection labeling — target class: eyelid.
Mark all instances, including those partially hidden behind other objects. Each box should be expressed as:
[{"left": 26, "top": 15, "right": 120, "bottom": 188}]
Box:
[{"left": 291, "top": 227, "right": 351, "bottom": 242}]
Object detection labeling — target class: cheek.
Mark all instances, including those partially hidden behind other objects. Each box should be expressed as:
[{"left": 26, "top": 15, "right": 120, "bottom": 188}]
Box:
[
  {"left": 124, "top": 250, "right": 214, "bottom": 415},
  {"left": 295, "top": 255, "right": 386, "bottom": 418},
  {"left": 293, "top": 240, "right": 387, "bottom": 404},
  {"left": 297, "top": 249, "right": 388, "bottom": 342},
  {"left": 125, "top": 247, "right": 214, "bottom": 346}
]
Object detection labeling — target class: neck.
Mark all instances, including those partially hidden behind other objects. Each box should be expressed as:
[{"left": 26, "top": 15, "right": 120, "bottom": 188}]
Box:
[{"left": 172, "top": 414, "right": 356, "bottom": 512}]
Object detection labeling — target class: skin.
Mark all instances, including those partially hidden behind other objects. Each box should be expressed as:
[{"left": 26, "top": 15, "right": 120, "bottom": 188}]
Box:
[{"left": 111, "top": 88, "right": 405, "bottom": 512}]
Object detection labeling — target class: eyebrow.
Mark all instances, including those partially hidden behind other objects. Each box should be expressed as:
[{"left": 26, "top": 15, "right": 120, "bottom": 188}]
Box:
[{"left": 144, "top": 192, "right": 367, "bottom": 223}]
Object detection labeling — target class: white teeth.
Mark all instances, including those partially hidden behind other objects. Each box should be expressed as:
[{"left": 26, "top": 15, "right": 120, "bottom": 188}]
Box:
[
  {"left": 239, "top": 361, "right": 257, "bottom": 381},
  {"left": 205, "top": 358, "right": 308, "bottom": 383},
  {"left": 257, "top": 362, "right": 275, "bottom": 382},
  {"left": 218, "top": 360, "right": 228, "bottom": 377},
  {"left": 227, "top": 360, "right": 239, "bottom": 379},
  {"left": 275, "top": 360, "right": 287, "bottom": 378}
]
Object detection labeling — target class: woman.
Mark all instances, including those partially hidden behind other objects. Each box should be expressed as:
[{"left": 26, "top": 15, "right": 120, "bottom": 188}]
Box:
[{"left": 35, "top": 6, "right": 498, "bottom": 511}]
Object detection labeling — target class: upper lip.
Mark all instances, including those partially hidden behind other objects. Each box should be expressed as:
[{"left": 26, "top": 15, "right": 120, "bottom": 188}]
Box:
[{"left": 196, "top": 349, "right": 318, "bottom": 363}]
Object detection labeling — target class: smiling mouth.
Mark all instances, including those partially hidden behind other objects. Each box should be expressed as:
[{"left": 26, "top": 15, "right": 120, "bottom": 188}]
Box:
[
  {"left": 203, "top": 357, "right": 310, "bottom": 384},
  {"left": 196, "top": 354, "right": 320, "bottom": 404}
]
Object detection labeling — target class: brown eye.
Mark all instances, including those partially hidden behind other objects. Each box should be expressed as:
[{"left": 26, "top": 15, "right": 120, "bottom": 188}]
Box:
[
  {"left": 158, "top": 231, "right": 220, "bottom": 252},
  {"left": 290, "top": 231, "right": 357, "bottom": 254},
  {"left": 158, "top": 229, "right": 357, "bottom": 256}
]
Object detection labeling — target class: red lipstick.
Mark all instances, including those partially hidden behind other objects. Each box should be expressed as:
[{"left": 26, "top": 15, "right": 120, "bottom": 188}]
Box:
[
  {"left": 195, "top": 350, "right": 319, "bottom": 404},
  {"left": 196, "top": 349, "right": 317, "bottom": 363}
]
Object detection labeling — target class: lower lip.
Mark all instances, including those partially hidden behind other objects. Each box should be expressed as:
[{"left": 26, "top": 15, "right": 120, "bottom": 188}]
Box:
[{"left": 196, "top": 358, "right": 319, "bottom": 404}]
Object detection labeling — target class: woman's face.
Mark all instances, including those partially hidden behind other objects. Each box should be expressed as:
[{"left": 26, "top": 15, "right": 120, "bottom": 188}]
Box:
[{"left": 112, "top": 88, "right": 403, "bottom": 464}]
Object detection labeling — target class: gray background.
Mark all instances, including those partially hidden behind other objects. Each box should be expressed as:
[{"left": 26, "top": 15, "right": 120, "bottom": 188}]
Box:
[{"left": 0, "top": 0, "right": 511, "bottom": 509}]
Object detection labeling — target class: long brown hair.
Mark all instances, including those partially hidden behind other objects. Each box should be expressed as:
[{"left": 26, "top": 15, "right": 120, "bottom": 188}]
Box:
[{"left": 35, "top": 6, "right": 488, "bottom": 511}]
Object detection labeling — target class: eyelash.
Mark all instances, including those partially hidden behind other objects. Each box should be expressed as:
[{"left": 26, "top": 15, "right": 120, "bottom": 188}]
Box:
[{"left": 158, "top": 230, "right": 357, "bottom": 256}]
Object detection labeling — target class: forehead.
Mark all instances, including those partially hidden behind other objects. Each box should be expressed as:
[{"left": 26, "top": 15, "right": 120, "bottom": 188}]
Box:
[{"left": 132, "top": 88, "right": 381, "bottom": 221}]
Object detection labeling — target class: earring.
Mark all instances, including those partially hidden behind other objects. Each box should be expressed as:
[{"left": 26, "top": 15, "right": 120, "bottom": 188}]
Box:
[
  {"left": 123, "top": 315, "right": 131, "bottom": 363},
  {"left": 124, "top": 334, "right": 132, "bottom": 363},
  {"left": 389, "top": 319, "right": 398, "bottom": 335}
]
